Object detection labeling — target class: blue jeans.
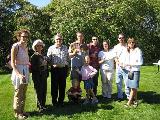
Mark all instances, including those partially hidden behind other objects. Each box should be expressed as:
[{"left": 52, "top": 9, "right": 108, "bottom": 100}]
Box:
[{"left": 116, "top": 66, "right": 130, "bottom": 99}]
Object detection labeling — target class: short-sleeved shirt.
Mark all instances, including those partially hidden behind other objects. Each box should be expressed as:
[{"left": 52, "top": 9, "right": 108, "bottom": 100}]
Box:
[
  {"left": 98, "top": 50, "right": 115, "bottom": 71},
  {"left": 47, "top": 44, "right": 69, "bottom": 66}
]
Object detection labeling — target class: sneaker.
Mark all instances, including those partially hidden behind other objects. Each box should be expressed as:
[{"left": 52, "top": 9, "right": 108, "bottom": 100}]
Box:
[
  {"left": 17, "top": 114, "right": 27, "bottom": 120},
  {"left": 91, "top": 97, "right": 98, "bottom": 104},
  {"left": 83, "top": 99, "right": 90, "bottom": 105},
  {"left": 133, "top": 101, "right": 138, "bottom": 108}
]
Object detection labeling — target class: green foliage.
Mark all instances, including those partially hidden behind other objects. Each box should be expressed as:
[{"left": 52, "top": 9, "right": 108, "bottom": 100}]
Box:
[
  {"left": 1, "top": 0, "right": 160, "bottom": 67},
  {"left": 47, "top": 0, "right": 160, "bottom": 63}
]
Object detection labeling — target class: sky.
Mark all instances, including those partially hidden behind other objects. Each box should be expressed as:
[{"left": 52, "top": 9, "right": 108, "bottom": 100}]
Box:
[{"left": 28, "top": 0, "right": 51, "bottom": 8}]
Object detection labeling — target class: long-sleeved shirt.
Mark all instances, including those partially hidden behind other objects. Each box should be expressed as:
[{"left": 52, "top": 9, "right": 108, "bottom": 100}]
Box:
[
  {"left": 80, "top": 65, "right": 97, "bottom": 80},
  {"left": 123, "top": 47, "right": 143, "bottom": 71}
]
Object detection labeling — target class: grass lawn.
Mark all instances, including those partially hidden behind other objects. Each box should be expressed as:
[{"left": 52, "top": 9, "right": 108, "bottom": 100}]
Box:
[{"left": 0, "top": 66, "right": 160, "bottom": 120}]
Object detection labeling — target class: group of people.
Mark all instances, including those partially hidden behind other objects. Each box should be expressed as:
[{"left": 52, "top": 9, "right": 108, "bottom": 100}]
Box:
[{"left": 10, "top": 29, "right": 143, "bottom": 119}]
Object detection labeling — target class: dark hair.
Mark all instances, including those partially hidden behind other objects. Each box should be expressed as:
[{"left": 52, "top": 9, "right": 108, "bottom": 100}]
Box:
[{"left": 103, "top": 40, "right": 110, "bottom": 50}]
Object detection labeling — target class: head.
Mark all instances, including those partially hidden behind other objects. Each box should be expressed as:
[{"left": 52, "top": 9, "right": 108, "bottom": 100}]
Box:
[
  {"left": 102, "top": 40, "right": 110, "bottom": 51},
  {"left": 76, "top": 32, "right": 84, "bottom": 44},
  {"left": 54, "top": 33, "right": 63, "bottom": 47},
  {"left": 84, "top": 55, "right": 90, "bottom": 65},
  {"left": 72, "top": 80, "right": 79, "bottom": 89},
  {"left": 118, "top": 33, "right": 125, "bottom": 44},
  {"left": 15, "top": 29, "right": 30, "bottom": 43},
  {"left": 32, "top": 39, "right": 45, "bottom": 52},
  {"left": 91, "top": 36, "right": 98, "bottom": 45},
  {"left": 80, "top": 43, "right": 88, "bottom": 52},
  {"left": 127, "top": 37, "right": 137, "bottom": 50}
]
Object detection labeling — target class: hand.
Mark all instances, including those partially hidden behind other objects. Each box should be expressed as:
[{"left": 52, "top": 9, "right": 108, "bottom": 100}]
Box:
[{"left": 18, "top": 74, "right": 26, "bottom": 84}]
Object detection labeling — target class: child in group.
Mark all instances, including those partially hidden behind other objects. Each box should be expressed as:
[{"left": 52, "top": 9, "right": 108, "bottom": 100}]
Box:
[
  {"left": 76, "top": 55, "right": 98, "bottom": 105},
  {"left": 66, "top": 80, "right": 82, "bottom": 104}
]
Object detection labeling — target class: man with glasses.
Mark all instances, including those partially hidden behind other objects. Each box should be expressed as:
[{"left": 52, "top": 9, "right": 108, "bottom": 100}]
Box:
[
  {"left": 47, "top": 33, "right": 69, "bottom": 107},
  {"left": 113, "top": 33, "right": 130, "bottom": 101},
  {"left": 88, "top": 36, "right": 100, "bottom": 96}
]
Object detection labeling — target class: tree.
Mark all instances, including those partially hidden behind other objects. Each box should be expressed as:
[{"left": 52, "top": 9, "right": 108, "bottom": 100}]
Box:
[{"left": 45, "top": 0, "right": 160, "bottom": 63}]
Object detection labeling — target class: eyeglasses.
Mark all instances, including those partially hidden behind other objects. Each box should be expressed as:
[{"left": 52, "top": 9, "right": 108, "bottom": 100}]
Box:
[
  {"left": 21, "top": 36, "right": 28, "bottom": 38},
  {"left": 118, "top": 37, "right": 124, "bottom": 39},
  {"left": 36, "top": 45, "right": 43, "bottom": 47},
  {"left": 56, "top": 38, "right": 62, "bottom": 40},
  {"left": 129, "top": 42, "right": 135, "bottom": 44},
  {"left": 92, "top": 39, "right": 97, "bottom": 40}
]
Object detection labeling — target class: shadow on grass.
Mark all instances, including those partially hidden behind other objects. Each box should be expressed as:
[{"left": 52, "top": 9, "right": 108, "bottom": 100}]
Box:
[
  {"left": 28, "top": 97, "right": 114, "bottom": 117},
  {"left": 138, "top": 91, "right": 160, "bottom": 104}
]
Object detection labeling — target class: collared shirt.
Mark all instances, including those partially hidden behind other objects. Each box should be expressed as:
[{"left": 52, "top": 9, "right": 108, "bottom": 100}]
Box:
[
  {"left": 123, "top": 47, "right": 143, "bottom": 71},
  {"left": 47, "top": 44, "right": 69, "bottom": 66},
  {"left": 88, "top": 43, "right": 100, "bottom": 69},
  {"left": 113, "top": 43, "right": 127, "bottom": 66}
]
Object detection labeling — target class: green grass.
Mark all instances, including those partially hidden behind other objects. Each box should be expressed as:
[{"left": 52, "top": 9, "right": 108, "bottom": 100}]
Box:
[{"left": 0, "top": 66, "right": 160, "bottom": 120}]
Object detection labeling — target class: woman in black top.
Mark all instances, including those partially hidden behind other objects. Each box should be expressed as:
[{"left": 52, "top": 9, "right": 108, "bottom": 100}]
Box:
[{"left": 31, "top": 39, "right": 48, "bottom": 112}]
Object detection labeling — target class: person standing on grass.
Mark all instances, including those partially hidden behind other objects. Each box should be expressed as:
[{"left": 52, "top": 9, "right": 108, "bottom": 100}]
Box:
[
  {"left": 76, "top": 56, "right": 98, "bottom": 105},
  {"left": 47, "top": 33, "right": 69, "bottom": 107},
  {"left": 88, "top": 36, "right": 100, "bottom": 96},
  {"left": 69, "top": 32, "right": 88, "bottom": 91},
  {"left": 123, "top": 38, "right": 143, "bottom": 107},
  {"left": 31, "top": 39, "right": 49, "bottom": 112},
  {"left": 11, "top": 29, "right": 30, "bottom": 119},
  {"left": 98, "top": 40, "right": 115, "bottom": 99},
  {"left": 113, "top": 33, "right": 130, "bottom": 100}
]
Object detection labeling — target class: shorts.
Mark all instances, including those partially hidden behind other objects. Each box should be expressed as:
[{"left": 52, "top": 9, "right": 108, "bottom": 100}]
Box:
[{"left": 83, "top": 78, "right": 94, "bottom": 90}]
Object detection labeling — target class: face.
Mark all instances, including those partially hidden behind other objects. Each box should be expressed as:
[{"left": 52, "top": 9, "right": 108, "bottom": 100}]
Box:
[
  {"left": 20, "top": 32, "right": 29, "bottom": 43},
  {"left": 128, "top": 41, "right": 135, "bottom": 49},
  {"left": 118, "top": 34, "right": 125, "bottom": 43},
  {"left": 35, "top": 44, "right": 43, "bottom": 52},
  {"left": 76, "top": 33, "right": 84, "bottom": 43},
  {"left": 92, "top": 37, "right": 98, "bottom": 45},
  {"left": 103, "top": 42, "right": 109, "bottom": 50},
  {"left": 84, "top": 56, "right": 90, "bottom": 65},
  {"left": 54, "top": 35, "right": 62, "bottom": 46}
]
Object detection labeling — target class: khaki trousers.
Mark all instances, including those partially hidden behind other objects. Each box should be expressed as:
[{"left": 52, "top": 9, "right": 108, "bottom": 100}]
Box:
[{"left": 13, "top": 84, "right": 27, "bottom": 115}]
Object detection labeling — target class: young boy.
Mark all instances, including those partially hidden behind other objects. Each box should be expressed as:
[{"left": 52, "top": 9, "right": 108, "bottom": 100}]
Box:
[
  {"left": 66, "top": 80, "right": 82, "bottom": 104},
  {"left": 77, "top": 56, "right": 98, "bottom": 105}
]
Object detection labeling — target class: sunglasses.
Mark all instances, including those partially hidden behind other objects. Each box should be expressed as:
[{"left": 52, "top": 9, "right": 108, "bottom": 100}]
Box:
[
  {"left": 92, "top": 39, "right": 97, "bottom": 40},
  {"left": 118, "top": 37, "right": 124, "bottom": 39}
]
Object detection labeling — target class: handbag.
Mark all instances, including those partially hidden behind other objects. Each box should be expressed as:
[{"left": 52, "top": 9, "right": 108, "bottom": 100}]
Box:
[{"left": 128, "top": 71, "right": 134, "bottom": 80}]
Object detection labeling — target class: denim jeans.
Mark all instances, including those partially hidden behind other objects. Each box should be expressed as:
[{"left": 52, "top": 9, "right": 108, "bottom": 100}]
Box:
[{"left": 116, "top": 66, "right": 130, "bottom": 99}]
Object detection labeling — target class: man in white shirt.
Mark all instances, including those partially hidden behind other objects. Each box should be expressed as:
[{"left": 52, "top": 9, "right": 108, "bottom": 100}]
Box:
[{"left": 113, "top": 33, "right": 130, "bottom": 100}]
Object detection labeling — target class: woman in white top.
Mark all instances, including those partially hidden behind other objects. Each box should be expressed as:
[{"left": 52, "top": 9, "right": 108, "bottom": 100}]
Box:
[
  {"left": 124, "top": 38, "right": 143, "bottom": 107},
  {"left": 11, "top": 29, "right": 30, "bottom": 119},
  {"left": 98, "top": 40, "right": 115, "bottom": 99}
]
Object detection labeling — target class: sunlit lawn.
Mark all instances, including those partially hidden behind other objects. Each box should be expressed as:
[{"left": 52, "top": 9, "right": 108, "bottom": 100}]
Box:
[{"left": 0, "top": 66, "right": 160, "bottom": 120}]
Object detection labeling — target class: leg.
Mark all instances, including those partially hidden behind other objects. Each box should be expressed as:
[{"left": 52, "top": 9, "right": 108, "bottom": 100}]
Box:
[
  {"left": 58, "top": 68, "right": 67, "bottom": 104},
  {"left": 123, "top": 69, "right": 130, "bottom": 99},
  {"left": 92, "top": 70, "right": 99, "bottom": 96},
  {"left": 100, "top": 69, "right": 108, "bottom": 97},
  {"left": 106, "top": 71, "right": 114, "bottom": 98},
  {"left": 51, "top": 68, "right": 58, "bottom": 105},
  {"left": 116, "top": 67, "right": 123, "bottom": 99}
]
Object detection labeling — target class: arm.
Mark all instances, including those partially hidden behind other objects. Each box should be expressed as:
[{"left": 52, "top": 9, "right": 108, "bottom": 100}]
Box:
[{"left": 89, "top": 66, "right": 97, "bottom": 78}]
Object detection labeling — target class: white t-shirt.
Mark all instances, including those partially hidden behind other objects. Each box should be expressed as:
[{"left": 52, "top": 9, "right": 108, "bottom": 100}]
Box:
[{"left": 98, "top": 49, "right": 115, "bottom": 70}]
